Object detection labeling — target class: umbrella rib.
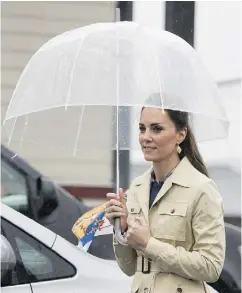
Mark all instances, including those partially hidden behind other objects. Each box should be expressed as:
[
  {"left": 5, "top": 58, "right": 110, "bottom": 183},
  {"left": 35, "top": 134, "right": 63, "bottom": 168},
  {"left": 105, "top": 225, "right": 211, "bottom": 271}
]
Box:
[
  {"left": 73, "top": 106, "right": 85, "bottom": 156},
  {"left": 7, "top": 117, "right": 17, "bottom": 147},
  {"left": 65, "top": 37, "right": 86, "bottom": 111},
  {"left": 19, "top": 115, "right": 29, "bottom": 150},
  {"left": 149, "top": 39, "right": 164, "bottom": 111}
]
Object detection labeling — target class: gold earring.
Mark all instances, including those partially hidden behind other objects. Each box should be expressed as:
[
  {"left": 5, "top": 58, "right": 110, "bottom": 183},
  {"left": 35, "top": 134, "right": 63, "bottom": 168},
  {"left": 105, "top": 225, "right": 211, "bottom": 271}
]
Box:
[{"left": 177, "top": 145, "right": 182, "bottom": 154}]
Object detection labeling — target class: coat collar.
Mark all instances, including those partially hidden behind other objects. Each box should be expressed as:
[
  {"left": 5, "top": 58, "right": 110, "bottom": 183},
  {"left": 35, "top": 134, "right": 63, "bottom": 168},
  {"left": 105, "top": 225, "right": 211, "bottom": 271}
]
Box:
[
  {"left": 168, "top": 156, "right": 193, "bottom": 188},
  {"left": 133, "top": 156, "right": 193, "bottom": 188},
  {"left": 132, "top": 157, "right": 194, "bottom": 221}
]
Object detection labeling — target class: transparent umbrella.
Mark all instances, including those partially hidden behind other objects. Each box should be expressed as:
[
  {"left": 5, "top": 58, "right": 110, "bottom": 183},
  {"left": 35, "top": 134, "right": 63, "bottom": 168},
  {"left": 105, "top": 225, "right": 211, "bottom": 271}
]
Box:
[{"left": 3, "top": 21, "right": 229, "bottom": 245}]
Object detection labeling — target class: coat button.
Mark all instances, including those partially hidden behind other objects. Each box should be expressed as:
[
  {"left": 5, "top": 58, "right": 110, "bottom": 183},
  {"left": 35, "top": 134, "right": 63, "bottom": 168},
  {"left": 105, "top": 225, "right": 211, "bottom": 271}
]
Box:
[
  {"left": 144, "top": 288, "right": 148, "bottom": 293},
  {"left": 177, "top": 287, "right": 183, "bottom": 293},
  {"left": 171, "top": 208, "right": 175, "bottom": 214},
  {"left": 131, "top": 208, "right": 134, "bottom": 212}
]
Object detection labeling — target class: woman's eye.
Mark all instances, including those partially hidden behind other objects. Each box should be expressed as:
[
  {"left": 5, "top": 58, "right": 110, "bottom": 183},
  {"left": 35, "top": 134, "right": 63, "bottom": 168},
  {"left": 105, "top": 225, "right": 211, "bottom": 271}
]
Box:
[
  {"left": 139, "top": 126, "right": 145, "bottom": 133},
  {"left": 152, "top": 126, "right": 163, "bottom": 132}
]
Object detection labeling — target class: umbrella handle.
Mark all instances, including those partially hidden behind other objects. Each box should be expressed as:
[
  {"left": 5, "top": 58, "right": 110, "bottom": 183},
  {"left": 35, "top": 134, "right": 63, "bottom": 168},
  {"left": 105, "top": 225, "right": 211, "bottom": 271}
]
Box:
[{"left": 114, "top": 218, "right": 128, "bottom": 246}]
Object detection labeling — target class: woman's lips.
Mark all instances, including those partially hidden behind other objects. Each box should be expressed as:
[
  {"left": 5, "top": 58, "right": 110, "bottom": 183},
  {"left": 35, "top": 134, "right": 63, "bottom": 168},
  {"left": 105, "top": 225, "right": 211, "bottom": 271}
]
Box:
[{"left": 143, "top": 146, "right": 156, "bottom": 151}]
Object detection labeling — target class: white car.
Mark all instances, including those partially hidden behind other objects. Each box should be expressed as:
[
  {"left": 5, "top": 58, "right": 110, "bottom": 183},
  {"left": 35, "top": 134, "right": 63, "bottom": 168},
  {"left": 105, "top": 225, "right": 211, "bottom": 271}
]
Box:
[
  {"left": 0, "top": 203, "right": 131, "bottom": 293},
  {"left": 0, "top": 203, "right": 218, "bottom": 293}
]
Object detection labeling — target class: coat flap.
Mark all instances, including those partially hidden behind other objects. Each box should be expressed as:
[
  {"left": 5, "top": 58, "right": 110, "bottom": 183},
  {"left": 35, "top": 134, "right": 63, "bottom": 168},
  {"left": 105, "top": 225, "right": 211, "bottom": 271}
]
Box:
[
  {"left": 158, "top": 201, "right": 188, "bottom": 217},
  {"left": 127, "top": 204, "right": 141, "bottom": 214}
]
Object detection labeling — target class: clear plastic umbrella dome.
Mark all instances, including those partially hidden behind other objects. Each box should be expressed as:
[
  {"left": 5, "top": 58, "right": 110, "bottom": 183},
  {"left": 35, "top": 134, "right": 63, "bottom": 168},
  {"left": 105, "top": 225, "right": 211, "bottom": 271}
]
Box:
[{"left": 3, "top": 21, "right": 229, "bottom": 154}]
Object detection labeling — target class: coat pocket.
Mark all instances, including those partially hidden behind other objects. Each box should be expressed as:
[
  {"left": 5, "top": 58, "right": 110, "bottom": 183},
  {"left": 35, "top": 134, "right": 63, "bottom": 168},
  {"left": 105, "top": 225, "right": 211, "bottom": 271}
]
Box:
[
  {"left": 127, "top": 204, "right": 141, "bottom": 214},
  {"left": 152, "top": 201, "right": 188, "bottom": 241},
  {"left": 127, "top": 202, "right": 142, "bottom": 224}
]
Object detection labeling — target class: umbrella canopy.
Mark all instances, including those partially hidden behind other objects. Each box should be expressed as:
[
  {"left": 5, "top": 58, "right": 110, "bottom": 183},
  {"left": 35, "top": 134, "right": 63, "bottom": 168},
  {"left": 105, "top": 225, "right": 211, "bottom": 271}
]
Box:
[{"left": 3, "top": 21, "right": 229, "bottom": 154}]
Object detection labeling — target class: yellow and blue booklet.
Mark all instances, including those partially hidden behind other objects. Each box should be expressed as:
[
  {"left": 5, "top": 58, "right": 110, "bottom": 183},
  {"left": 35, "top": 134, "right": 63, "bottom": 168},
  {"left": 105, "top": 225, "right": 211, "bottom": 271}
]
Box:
[{"left": 72, "top": 203, "right": 112, "bottom": 251}]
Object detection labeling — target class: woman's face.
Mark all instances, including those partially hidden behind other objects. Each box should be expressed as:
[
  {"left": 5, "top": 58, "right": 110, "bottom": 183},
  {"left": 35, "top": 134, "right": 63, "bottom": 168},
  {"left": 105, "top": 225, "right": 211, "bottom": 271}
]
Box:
[{"left": 139, "top": 108, "right": 186, "bottom": 162}]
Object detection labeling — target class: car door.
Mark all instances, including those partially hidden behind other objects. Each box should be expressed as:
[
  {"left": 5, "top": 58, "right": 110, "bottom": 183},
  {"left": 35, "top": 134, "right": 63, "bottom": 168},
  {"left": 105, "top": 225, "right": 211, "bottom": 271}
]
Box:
[{"left": 1, "top": 217, "right": 76, "bottom": 293}]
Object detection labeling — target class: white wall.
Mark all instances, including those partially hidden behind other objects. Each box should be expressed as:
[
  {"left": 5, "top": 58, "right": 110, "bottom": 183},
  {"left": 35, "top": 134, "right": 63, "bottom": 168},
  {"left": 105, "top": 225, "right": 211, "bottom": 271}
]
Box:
[
  {"left": 194, "top": 1, "right": 241, "bottom": 171},
  {"left": 194, "top": 1, "right": 241, "bottom": 82}
]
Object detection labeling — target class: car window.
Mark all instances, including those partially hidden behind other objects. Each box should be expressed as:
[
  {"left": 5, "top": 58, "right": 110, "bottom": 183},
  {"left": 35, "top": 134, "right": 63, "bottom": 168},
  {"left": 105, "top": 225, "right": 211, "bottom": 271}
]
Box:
[
  {"left": 1, "top": 159, "right": 29, "bottom": 215},
  {"left": 1, "top": 218, "right": 76, "bottom": 287}
]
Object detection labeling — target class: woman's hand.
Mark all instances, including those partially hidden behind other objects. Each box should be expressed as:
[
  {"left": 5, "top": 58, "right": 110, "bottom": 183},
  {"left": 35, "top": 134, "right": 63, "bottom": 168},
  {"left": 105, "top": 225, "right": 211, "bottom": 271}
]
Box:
[
  {"left": 105, "top": 188, "right": 128, "bottom": 232},
  {"left": 126, "top": 216, "right": 150, "bottom": 252}
]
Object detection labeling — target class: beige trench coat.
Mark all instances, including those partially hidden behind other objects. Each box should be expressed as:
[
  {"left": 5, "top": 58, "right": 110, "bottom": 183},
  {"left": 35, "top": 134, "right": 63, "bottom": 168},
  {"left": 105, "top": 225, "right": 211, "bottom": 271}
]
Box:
[{"left": 113, "top": 157, "right": 225, "bottom": 293}]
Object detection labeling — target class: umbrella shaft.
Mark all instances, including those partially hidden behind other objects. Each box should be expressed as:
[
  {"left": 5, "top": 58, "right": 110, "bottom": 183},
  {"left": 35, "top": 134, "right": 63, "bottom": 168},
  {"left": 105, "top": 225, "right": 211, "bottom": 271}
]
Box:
[{"left": 116, "top": 107, "right": 120, "bottom": 195}]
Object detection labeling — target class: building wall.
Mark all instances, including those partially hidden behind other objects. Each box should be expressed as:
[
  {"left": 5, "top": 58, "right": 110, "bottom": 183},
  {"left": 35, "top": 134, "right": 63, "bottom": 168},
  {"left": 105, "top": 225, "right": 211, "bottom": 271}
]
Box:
[{"left": 1, "top": 1, "right": 116, "bottom": 187}]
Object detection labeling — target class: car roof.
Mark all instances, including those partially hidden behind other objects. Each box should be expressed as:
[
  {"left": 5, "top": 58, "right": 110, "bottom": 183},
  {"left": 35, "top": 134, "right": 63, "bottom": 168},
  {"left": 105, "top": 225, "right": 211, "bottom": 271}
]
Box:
[
  {"left": 1, "top": 203, "right": 56, "bottom": 247},
  {"left": 1, "top": 144, "right": 41, "bottom": 179},
  {"left": 1, "top": 144, "right": 84, "bottom": 208}
]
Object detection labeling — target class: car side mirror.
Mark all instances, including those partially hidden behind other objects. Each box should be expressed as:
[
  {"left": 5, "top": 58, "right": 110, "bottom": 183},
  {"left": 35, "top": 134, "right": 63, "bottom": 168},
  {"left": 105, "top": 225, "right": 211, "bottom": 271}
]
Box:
[
  {"left": 1, "top": 235, "right": 16, "bottom": 277},
  {"left": 37, "top": 177, "right": 58, "bottom": 217}
]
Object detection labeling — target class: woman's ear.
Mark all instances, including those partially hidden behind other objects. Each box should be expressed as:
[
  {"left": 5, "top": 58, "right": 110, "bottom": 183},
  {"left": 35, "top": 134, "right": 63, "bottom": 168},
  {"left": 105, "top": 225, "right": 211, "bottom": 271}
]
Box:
[{"left": 177, "top": 127, "right": 187, "bottom": 145}]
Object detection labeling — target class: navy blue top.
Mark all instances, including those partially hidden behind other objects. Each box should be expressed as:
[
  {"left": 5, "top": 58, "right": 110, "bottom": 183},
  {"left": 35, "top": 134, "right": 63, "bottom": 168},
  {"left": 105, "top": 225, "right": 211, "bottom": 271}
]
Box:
[
  {"left": 149, "top": 178, "right": 164, "bottom": 208},
  {"left": 149, "top": 170, "right": 172, "bottom": 209}
]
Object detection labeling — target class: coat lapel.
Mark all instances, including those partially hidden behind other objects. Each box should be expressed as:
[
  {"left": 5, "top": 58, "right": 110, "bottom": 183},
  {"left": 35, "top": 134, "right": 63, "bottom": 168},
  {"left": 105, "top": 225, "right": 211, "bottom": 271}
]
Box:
[{"left": 151, "top": 177, "right": 173, "bottom": 208}]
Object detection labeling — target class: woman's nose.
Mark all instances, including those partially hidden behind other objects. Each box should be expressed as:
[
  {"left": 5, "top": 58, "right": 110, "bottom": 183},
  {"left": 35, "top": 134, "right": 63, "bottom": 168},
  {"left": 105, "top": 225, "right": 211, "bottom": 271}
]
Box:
[{"left": 142, "top": 130, "right": 152, "bottom": 141}]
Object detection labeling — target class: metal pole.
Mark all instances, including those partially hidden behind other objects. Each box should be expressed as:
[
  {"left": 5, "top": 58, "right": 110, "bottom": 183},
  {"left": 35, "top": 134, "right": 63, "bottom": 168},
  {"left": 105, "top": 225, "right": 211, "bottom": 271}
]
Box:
[{"left": 112, "top": 2, "right": 132, "bottom": 194}]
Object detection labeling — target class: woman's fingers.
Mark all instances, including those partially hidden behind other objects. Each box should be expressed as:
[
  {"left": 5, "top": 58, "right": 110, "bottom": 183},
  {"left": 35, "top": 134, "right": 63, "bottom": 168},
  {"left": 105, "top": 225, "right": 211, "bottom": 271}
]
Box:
[
  {"left": 105, "top": 198, "right": 126, "bottom": 224},
  {"left": 106, "top": 192, "right": 120, "bottom": 201},
  {"left": 105, "top": 191, "right": 128, "bottom": 228},
  {"left": 108, "top": 198, "right": 122, "bottom": 207},
  {"left": 119, "top": 188, "right": 126, "bottom": 203},
  {"left": 106, "top": 211, "right": 124, "bottom": 219},
  {"left": 105, "top": 205, "right": 124, "bottom": 214}
]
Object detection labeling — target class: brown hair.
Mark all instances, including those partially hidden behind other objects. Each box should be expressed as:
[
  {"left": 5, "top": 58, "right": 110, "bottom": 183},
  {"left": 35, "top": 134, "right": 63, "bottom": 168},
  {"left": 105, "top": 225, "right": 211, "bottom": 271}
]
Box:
[
  {"left": 166, "top": 109, "right": 209, "bottom": 177},
  {"left": 143, "top": 93, "right": 209, "bottom": 177}
]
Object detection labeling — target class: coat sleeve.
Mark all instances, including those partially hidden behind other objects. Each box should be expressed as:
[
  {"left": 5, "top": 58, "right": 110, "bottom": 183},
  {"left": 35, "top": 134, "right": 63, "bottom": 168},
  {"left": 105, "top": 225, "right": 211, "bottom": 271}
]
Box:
[
  {"left": 143, "top": 181, "right": 226, "bottom": 283},
  {"left": 113, "top": 185, "right": 137, "bottom": 277},
  {"left": 113, "top": 233, "right": 137, "bottom": 276}
]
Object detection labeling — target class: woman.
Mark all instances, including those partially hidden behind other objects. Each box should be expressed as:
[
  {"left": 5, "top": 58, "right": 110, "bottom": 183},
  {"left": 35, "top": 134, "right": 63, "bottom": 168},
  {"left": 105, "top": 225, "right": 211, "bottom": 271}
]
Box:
[{"left": 105, "top": 95, "right": 225, "bottom": 293}]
